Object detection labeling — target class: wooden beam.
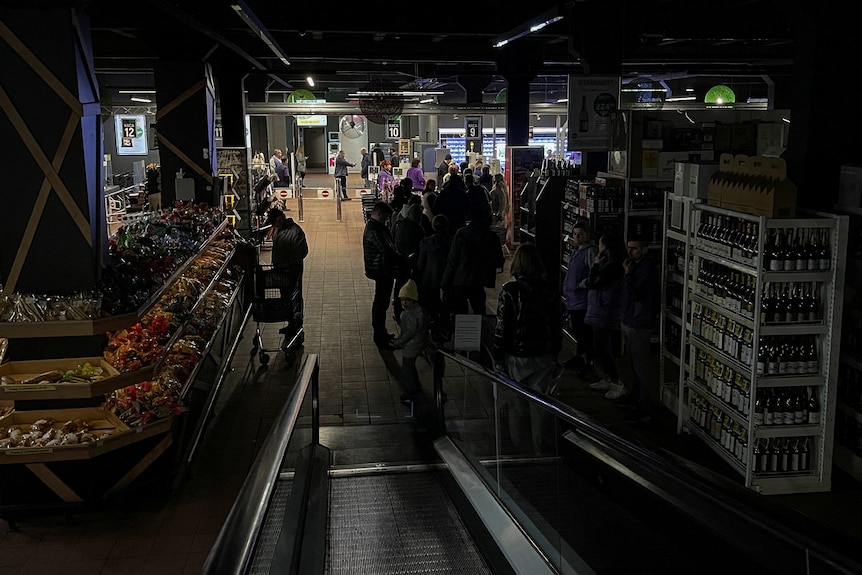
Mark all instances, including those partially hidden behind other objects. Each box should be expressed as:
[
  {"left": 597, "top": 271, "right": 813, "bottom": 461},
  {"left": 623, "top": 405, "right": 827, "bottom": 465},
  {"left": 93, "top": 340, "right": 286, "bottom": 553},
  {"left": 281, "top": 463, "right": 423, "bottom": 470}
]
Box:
[{"left": 25, "top": 463, "right": 83, "bottom": 503}]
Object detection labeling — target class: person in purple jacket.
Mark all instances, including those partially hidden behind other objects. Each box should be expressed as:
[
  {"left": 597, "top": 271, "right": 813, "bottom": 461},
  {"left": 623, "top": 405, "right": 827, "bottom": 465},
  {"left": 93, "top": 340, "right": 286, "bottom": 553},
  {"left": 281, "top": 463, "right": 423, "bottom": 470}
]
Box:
[
  {"left": 562, "top": 220, "right": 598, "bottom": 378},
  {"left": 583, "top": 233, "right": 625, "bottom": 398}
]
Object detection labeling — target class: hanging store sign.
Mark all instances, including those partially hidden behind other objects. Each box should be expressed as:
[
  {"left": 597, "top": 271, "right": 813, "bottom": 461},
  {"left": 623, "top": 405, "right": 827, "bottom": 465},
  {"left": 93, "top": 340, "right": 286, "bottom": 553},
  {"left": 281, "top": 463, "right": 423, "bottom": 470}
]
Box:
[
  {"left": 114, "top": 114, "right": 148, "bottom": 155},
  {"left": 387, "top": 119, "right": 401, "bottom": 139},
  {"left": 465, "top": 117, "right": 482, "bottom": 153},
  {"left": 566, "top": 76, "right": 620, "bottom": 152}
]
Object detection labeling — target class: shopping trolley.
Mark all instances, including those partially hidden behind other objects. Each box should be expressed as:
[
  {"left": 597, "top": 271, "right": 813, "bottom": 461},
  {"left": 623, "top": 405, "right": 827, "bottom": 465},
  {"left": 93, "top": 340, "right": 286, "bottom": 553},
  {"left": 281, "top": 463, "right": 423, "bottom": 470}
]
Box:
[{"left": 250, "top": 264, "right": 304, "bottom": 366}]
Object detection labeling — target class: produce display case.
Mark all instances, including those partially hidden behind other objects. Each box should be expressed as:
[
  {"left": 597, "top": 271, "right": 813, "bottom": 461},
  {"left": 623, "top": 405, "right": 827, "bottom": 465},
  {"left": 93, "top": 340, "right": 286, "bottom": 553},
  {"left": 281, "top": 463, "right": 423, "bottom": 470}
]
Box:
[{"left": 0, "top": 205, "right": 250, "bottom": 513}]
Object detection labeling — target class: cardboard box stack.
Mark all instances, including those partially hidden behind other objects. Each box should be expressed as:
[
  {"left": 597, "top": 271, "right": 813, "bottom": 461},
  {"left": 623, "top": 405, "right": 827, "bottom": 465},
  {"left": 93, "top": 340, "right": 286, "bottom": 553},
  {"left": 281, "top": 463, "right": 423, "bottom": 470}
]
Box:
[{"left": 707, "top": 153, "right": 797, "bottom": 218}]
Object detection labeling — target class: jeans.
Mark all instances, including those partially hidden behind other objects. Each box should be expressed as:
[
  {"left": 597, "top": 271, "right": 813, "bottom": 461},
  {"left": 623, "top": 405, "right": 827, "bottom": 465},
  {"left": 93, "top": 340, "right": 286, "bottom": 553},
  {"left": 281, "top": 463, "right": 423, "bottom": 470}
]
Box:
[
  {"left": 401, "top": 355, "right": 421, "bottom": 394},
  {"left": 592, "top": 327, "right": 620, "bottom": 381},
  {"left": 622, "top": 323, "right": 653, "bottom": 407},
  {"left": 372, "top": 275, "right": 395, "bottom": 341},
  {"left": 336, "top": 175, "right": 348, "bottom": 198},
  {"left": 504, "top": 354, "right": 556, "bottom": 455}
]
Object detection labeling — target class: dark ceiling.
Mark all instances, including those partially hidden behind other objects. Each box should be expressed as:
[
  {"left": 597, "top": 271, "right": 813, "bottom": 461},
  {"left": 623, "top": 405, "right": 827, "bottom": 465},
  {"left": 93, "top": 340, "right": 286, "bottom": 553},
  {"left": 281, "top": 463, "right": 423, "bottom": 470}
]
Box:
[{"left": 66, "top": 0, "right": 798, "bottom": 107}]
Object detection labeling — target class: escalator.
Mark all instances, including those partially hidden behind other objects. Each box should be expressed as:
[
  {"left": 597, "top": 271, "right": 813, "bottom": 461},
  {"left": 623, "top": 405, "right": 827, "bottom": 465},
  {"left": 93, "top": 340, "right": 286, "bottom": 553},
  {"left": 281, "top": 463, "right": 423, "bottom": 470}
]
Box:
[{"left": 203, "top": 353, "right": 862, "bottom": 575}]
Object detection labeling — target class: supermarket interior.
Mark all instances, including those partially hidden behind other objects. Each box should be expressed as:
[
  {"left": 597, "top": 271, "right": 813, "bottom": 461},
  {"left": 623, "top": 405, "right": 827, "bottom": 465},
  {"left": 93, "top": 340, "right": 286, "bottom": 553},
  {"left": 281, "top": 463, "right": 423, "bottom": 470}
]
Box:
[{"left": 3, "top": 3, "right": 862, "bottom": 575}]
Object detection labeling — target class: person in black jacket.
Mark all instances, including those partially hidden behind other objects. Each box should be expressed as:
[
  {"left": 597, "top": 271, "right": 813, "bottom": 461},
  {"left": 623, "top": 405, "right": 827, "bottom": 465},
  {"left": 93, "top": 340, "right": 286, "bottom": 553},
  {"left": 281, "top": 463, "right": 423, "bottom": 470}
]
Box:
[
  {"left": 440, "top": 189, "right": 503, "bottom": 316},
  {"left": 493, "top": 243, "right": 563, "bottom": 454},
  {"left": 416, "top": 214, "right": 452, "bottom": 340},
  {"left": 363, "top": 202, "right": 402, "bottom": 348},
  {"left": 392, "top": 199, "right": 426, "bottom": 323}
]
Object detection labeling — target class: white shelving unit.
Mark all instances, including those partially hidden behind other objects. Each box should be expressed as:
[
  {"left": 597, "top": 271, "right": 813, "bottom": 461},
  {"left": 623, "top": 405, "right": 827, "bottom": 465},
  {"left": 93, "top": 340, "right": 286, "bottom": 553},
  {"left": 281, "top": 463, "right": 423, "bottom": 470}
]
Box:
[
  {"left": 678, "top": 203, "right": 847, "bottom": 495},
  {"left": 830, "top": 205, "right": 862, "bottom": 482},
  {"left": 659, "top": 193, "right": 699, "bottom": 427}
]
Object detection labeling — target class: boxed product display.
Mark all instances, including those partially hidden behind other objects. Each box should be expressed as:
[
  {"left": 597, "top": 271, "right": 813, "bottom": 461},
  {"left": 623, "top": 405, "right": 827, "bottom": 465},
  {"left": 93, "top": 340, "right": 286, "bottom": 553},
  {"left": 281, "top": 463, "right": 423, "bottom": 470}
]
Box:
[
  {"left": 688, "top": 161, "right": 720, "bottom": 200},
  {"left": 674, "top": 161, "right": 690, "bottom": 196}
]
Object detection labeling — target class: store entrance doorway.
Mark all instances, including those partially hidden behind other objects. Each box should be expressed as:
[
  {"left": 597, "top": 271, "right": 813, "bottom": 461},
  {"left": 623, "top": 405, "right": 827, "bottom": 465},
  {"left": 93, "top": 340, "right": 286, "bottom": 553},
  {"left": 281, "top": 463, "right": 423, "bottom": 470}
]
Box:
[{"left": 301, "top": 127, "right": 326, "bottom": 173}]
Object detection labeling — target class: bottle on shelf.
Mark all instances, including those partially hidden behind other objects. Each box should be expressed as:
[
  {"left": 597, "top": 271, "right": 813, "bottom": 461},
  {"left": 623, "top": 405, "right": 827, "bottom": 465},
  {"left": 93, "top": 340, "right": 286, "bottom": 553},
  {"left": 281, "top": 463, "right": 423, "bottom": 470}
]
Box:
[{"left": 807, "top": 386, "right": 821, "bottom": 425}]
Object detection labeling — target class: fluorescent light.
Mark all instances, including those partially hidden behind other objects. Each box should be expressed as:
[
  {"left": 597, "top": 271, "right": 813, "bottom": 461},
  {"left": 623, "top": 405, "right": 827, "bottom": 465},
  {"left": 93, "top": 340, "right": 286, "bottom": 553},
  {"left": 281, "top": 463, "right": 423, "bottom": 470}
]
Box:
[
  {"left": 665, "top": 96, "right": 697, "bottom": 102},
  {"left": 347, "top": 91, "right": 445, "bottom": 97},
  {"left": 130, "top": 97, "right": 152, "bottom": 103},
  {"left": 419, "top": 98, "right": 435, "bottom": 104},
  {"left": 556, "top": 98, "right": 568, "bottom": 103},
  {"left": 493, "top": 9, "right": 563, "bottom": 48},
  {"left": 231, "top": 1, "right": 290, "bottom": 67},
  {"left": 118, "top": 90, "right": 156, "bottom": 94},
  {"left": 306, "top": 76, "right": 315, "bottom": 87}
]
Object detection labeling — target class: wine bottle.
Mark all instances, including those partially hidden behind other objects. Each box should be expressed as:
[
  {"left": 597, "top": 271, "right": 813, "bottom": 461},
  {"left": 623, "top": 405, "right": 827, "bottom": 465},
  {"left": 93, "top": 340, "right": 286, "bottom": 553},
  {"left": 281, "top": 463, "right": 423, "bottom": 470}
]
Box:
[
  {"left": 807, "top": 228, "right": 820, "bottom": 270},
  {"left": 769, "top": 228, "right": 784, "bottom": 271},
  {"left": 795, "top": 228, "right": 807, "bottom": 271},
  {"left": 819, "top": 228, "right": 830, "bottom": 270},
  {"left": 793, "top": 387, "right": 805, "bottom": 424},
  {"left": 807, "top": 386, "right": 821, "bottom": 424},
  {"left": 800, "top": 437, "right": 810, "bottom": 470},
  {"left": 578, "top": 95, "right": 589, "bottom": 133},
  {"left": 790, "top": 438, "right": 801, "bottom": 472},
  {"left": 764, "top": 388, "right": 776, "bottom": 425},
  {"left": 783, "top": 228, "right": 795, "bottom": 271},
  {"left": 754, "top": 390, "right": 765, "bottom": 426}
]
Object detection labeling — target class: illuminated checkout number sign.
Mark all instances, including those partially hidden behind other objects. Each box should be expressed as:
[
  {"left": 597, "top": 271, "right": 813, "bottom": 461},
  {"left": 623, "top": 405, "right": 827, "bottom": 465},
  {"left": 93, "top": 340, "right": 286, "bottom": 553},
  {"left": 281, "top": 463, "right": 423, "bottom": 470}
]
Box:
[
  {"left": 122, "top": 118, "right": 141, "bottom": 144},
  {"left": 387, "top": 120, "right": 401, "bottom": 139},
  {"left": 465, "top": 118, "right": 482, "bottom": 152}
]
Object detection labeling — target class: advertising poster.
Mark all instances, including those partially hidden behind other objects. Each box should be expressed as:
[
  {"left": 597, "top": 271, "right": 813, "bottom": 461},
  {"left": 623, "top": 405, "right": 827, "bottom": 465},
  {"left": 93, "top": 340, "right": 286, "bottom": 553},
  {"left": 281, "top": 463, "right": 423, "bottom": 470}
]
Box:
[
  {"left": 566, "top": 76, "right": 621, "bottom": 152},
  {"left": 114, "top": 114, "right": 148, "bottom": 155}
]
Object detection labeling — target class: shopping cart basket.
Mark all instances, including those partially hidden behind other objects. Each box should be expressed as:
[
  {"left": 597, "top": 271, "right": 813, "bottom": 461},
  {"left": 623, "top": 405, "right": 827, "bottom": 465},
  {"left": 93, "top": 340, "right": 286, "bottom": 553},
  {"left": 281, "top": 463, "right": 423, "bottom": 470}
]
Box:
[{"left": 250, "top": 264, "right": 304, "bottom": 366}]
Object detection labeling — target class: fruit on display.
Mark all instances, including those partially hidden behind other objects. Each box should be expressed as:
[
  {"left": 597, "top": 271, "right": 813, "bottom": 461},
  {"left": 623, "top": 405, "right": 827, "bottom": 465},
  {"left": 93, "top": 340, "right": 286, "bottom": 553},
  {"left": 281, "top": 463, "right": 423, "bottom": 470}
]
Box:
[
  {"left": 0, "top": 363, "right": 106, "bottom": 386},
  {"left": 0, "top": 203, "right": 226, "bottom": 322},
  {"left": 102, "top": 239, "right": 242, "bottom": 426}
]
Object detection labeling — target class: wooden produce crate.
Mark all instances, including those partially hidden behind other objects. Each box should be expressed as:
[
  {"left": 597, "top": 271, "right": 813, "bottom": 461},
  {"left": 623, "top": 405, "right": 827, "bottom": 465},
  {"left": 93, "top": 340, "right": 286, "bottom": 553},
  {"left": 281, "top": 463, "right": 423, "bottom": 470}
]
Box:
[
  {"left": 0, "top": 406, "right": 171, "bottom": 464},
  {"left": 0, "top": 356, "right": 154, "bottom": 401}
]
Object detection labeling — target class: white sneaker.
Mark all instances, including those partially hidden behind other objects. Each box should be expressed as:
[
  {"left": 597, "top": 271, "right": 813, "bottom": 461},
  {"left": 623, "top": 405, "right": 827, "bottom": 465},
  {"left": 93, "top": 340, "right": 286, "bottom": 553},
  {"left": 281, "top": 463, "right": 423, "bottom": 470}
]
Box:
[
  {"left": 604, "top": 382, "right": 628, "bottom": 400},
  {"left": 589, "top": 378, "right": 614, "bottom": 391}
]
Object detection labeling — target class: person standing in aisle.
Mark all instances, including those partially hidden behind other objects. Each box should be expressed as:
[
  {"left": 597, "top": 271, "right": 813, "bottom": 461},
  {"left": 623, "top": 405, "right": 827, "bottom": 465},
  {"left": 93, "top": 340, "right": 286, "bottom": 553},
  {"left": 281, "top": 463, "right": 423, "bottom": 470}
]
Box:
[
  {"left": 360, "top": 147, "right": 373, "bottom": 189},
  {"left": 416, "top": 214, "right": 452, "bottom": 342},
  {"left": 493, "top": 243, "right": 563, "bottom": 455},
  {"left": 489, "top": 173, "right": 509, "bottom": 229},
  {"left": 617, "top": 237, "right": 660, "bottom": 422},
  {"left": 334, "top": 150, "right": 354, "bottom": 200},
  {"left": 391, "top": 279, "right": 429, "bottom": 403},
  {"left": 440, "top": 187, "right": 504, "bottom": 316},
  {"left": 363, "top": 201, "right": 402, "bottom": 349},
  {"left": 392, "top": 198, "right": 426, "bottom": 324},
  {"left": 562, "top": 221, "right": 598, "bottom": 378},
  {"left": 267, "top": 208, "right": 309, "bottom": 338},
  {"left": 583, "top": 233, "right": 626, "bottom": 397},
  {"left": 437, "top": 153, "right": 452, "bottom": 182},
  {"left": 406, "top": 157, "right": 426, "bottom": 192},
  {"left": 294, "top": 145, "right": 308, "bottom": 186},
  {"left": 377, "top": 160, "right": 395, "bottom": 201},
  {"left": 388, "top": 147, "right": 401, "bottom": 167}
]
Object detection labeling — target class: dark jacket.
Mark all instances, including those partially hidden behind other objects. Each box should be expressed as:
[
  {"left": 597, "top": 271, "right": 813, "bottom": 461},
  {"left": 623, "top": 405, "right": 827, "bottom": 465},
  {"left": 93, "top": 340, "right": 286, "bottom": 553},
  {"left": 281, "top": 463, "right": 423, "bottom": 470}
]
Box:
[
  {"left": 493, "top": 275, "right": 563, "bottom": 360},
  {"left": 622, "top": 256, "right": 660, "bottom": 329},
  {"left": 442, "top": 220, "right": 504, "bottom": 291},
  {"left": 416, "top": 231, "right": 452, "bottom": 311},
  {"left": 271, "top": 218, "right": 308, "bottom": 269},
  {"left": 361, "top": 152, "right": 372, "bottom": 178},
  {"left": 434, "top": 181, "right": 469, "bottom": 233},
  {"left": 393, "top": 203, "right": 426, "bottom": 268},
  {"left": 363, "top": 218, "right": 400, "bottom": 280},
  {"left": 584, "top": 256, "right": 624, "bottom": 330}
]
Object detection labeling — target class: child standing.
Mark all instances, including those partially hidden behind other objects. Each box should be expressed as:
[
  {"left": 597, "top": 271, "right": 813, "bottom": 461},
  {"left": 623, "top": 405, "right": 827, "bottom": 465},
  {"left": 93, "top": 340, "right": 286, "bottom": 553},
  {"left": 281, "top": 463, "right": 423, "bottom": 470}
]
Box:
[{"left": 391, "top": 279, "right": 428, "bottom": 403}]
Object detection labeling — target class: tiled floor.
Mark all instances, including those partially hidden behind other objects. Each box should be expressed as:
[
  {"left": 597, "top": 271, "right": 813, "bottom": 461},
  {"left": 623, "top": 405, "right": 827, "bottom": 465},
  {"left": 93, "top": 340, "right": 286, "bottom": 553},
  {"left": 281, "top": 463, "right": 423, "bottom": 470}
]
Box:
[{"left": 2, "top": 171, "right": 862, "bottom": 574}]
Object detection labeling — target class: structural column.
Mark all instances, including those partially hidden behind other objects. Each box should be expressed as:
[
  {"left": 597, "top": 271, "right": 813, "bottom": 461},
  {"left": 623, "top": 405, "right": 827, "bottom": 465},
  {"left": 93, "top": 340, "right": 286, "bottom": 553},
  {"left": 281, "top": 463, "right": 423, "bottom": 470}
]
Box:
[
  {"left": 0, "top": 7, "right": 103, "bottom": 295},
  {"left": 153, "top": 61, "right": 218, "bottom": 206}
]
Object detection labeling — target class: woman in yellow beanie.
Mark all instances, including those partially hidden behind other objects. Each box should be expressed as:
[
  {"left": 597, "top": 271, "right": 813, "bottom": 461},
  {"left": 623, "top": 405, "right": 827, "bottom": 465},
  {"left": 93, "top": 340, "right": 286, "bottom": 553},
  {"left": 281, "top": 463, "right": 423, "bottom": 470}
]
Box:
[{"left": 391, "top": 279, "right": 428, "bottom": 403}]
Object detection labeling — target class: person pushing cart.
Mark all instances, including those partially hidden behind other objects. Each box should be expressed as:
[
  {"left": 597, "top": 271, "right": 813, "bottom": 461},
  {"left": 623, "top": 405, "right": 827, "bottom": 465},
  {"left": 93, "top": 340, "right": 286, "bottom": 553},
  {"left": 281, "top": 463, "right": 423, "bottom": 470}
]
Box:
[{"left": 251, "top": 209, "right": 308, "bottom": 365}]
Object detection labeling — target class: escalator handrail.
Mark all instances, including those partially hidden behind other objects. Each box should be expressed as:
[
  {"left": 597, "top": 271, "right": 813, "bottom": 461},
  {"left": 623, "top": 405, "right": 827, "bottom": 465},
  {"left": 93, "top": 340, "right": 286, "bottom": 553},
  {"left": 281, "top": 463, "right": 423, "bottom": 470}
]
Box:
[
  {"left": 201, "top": 353, "right": 320, "bottom": 575},
  {"left": 438, "top": 349, "right": 862, "bottom": 575}
]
